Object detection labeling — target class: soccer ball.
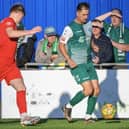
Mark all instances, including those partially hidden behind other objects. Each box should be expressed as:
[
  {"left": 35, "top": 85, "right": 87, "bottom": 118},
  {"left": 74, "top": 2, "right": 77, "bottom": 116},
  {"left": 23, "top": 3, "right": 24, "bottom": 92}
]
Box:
[{"left": 101, "top": 103, "right": 116, "bottom": 119}]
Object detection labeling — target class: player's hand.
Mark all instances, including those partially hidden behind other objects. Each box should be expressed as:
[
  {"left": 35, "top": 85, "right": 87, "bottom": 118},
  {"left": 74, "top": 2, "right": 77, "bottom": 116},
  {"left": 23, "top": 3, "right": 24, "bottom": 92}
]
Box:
[
  {"left": 29, "top": 26, "right": 42, "bottom": 35},
  {"left": 32, "top": 26, "right": 42, "bottom": 33},
  {"left": 67, "top": 58, "right": 77, "bottom": 68}
]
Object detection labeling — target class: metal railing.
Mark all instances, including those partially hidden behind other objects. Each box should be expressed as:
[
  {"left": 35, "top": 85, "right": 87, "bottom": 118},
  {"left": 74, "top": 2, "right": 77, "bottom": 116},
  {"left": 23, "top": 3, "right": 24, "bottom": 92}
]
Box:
[
  {"left": 24, "top": 62, "right": 129, "bottom": 70},
  {"left": 93, "top": 63, "right": 129, "bottom": 69}
]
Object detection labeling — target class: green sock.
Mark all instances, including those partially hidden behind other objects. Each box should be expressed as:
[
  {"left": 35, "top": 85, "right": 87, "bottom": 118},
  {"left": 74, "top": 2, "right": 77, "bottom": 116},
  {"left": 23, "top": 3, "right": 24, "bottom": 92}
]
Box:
[
  {"left": 70, "top": 91, "right": 86, "bottom": 106},
  {"left": 86, "top": 96, "right": 97, "bottom": 115}
]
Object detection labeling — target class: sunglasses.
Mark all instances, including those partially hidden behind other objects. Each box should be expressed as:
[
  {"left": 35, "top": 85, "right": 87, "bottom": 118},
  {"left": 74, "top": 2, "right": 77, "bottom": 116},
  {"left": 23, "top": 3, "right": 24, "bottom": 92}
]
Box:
[{"left": 92, "top": 26, "right": 101, "bottom": 29}]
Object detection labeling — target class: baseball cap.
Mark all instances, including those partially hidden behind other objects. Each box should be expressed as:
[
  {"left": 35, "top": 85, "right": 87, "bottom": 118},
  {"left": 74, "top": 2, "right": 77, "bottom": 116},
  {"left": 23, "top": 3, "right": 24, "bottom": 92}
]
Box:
[{"left": 44, "top": 26, "right": 57, "bottom": 36}]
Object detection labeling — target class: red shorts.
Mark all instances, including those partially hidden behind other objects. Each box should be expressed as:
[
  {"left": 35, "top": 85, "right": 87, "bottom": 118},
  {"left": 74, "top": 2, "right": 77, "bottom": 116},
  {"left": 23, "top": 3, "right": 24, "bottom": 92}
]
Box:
[{"left": 0, "top": 63, "right": 22, "bottom": 85}]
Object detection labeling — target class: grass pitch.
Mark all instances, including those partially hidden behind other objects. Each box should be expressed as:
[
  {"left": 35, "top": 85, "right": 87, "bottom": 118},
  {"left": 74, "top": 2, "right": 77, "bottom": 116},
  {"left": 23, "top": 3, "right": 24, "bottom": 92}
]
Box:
[{"left": 0, "top": 119, "right": 129, "bottom": 129}]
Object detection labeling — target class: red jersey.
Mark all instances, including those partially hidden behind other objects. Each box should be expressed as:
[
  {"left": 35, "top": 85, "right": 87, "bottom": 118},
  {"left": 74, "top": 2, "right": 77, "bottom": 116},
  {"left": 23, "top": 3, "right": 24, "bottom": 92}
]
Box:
[{"left": 0, "top": 17, "right": 18, "bottom": 80}]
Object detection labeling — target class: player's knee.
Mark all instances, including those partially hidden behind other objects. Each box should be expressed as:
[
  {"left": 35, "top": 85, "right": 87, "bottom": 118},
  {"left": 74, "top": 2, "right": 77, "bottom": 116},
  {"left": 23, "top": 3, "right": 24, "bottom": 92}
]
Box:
[
  {"left": 12, "top": 83, "right": 26, "bottom": 91},
  {"left": 94, "top": 87, "right": 100, "bottom": 96},
  {"left": 83, "top": 88, "right": 93, "bottom": 96}
]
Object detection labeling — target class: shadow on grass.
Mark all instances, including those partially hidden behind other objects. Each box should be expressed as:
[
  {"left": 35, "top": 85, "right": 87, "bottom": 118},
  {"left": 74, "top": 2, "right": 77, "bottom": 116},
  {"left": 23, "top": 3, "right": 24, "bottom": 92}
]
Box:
[
  {"left": 0, "top": 118, "right": 48, "bottom": 125},
  {"left": 105, "top": 120, "right": 121, "bottom": 123},
  {"left": 68, "top": 119, "right": 78, "bottom": 123},
  {"left": 0, "top": 119, "right": 19, "bottom": 124},
  {"left": 39, "top": 119, "right": 48, "bottom": 124}
]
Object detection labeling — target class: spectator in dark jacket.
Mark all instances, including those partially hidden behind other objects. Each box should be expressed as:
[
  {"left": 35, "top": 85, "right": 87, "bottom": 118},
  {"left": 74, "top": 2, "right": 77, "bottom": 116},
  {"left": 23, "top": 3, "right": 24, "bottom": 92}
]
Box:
[{"left": 91, "top": 19, "right": 114, "bottom": 64}]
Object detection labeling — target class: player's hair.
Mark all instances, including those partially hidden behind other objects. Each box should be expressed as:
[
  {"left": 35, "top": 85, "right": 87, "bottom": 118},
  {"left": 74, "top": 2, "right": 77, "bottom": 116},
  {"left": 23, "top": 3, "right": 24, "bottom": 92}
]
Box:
[
  {"left": 10, "top": 3, "right": 25, "bottom": 16},
  {"left": 76, "top": 2, "right": 90, "bottom": 11},
  {"left": 111, "top": 8, "right": 122, "bottom": 16}
]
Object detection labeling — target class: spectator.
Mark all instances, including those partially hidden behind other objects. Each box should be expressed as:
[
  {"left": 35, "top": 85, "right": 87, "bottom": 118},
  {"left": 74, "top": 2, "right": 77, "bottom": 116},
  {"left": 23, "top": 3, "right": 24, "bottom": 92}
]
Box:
[
  {"left": 96, "top": 8, "right": 129, "bottom": 63},
  {"left": 16, "top": 22, "right": 25, "bottom": 48},
  {"left": 16, "top": 22, "right": 37, "bottom": 68},
  {"left": 91, "top": 19, "right": 114, "bottom": 64},
  {"left": 35, "top": 26, "right": 65, "bottom": 66},
  {"left": 16, "top": 34, "right": 37, "bottom": 68}
]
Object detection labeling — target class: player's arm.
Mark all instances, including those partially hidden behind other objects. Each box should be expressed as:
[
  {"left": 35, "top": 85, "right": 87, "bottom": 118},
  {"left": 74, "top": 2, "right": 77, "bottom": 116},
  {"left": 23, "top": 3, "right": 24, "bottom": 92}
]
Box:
[
  {"left": 112, "top": 41, "right": 129, "bottom": 51},
  {"left": 6, "top": 26, "right": 42, "bottom": 38},
  {"left": 59, "top": 42, "right": 70, "bottom": 61},
  {"left": 59, "top": 43, "right": 77, "bottom": 68},
  {"left": 59, "top": 26, "right": 77, "bottom": 68}
]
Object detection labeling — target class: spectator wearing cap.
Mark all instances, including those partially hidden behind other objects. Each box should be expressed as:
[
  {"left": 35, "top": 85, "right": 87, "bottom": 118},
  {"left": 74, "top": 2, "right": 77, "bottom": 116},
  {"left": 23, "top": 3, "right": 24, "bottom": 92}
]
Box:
[
  {"left": 96, "top": 8, "right": 129, "bottom": 63},
  {"left": 35, "top": 26, "right": 65, "bottom": 65},
  {"left": 91, "top": 19, "right": 114, "bottom": 65}
]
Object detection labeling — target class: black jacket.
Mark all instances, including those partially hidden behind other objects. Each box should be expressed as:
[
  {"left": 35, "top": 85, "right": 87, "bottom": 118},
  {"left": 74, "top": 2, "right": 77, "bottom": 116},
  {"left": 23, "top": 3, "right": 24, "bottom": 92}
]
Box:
[{"left": 91, "top": 34, "right": 114, "bottom": 63}]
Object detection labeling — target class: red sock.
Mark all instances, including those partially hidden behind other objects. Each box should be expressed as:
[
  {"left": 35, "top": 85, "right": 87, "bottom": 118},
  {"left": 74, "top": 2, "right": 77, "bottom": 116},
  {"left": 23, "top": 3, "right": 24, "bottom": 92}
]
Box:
[{"left": 16, "top": 90, "right": 27, "bottom": 114}]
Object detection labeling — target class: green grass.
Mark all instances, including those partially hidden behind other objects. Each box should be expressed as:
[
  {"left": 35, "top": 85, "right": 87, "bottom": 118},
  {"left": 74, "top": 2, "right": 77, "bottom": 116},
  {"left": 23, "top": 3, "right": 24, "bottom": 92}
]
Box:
[{"left": 0, "top": 119, "right": 129, "bottom": 129}]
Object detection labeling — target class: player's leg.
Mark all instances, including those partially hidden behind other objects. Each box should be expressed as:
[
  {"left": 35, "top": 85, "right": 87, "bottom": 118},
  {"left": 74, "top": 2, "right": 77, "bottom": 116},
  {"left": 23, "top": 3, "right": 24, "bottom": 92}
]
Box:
[
  {"left": 85, "top": 80, "right": 100, "bottom": 122},
  {"left": 5, "top": 65, "right": 40, "bottom": 126},
  {"left": 85, "top": 63, "right": 100, "bottom": 120},
  {"left": 10, "top": 78, "right": 26, "bottom": 113},
  {"left": 62, "top": 90, "right": 86, "bottom": 121},
  {"left": 62, "top": 64, "right": 93, "bottom": 122},
  {"left": 9, "top": 78, "right": 40, "bottom": 126},
  {"left": 85, "top": 63, "right": 100, "bottom": 122},
  {"left": 70, "top": 81, "right": 93, "bottom": 106},
  {"left": 62, "top": 81, "right": 93, "bottom": 122}
]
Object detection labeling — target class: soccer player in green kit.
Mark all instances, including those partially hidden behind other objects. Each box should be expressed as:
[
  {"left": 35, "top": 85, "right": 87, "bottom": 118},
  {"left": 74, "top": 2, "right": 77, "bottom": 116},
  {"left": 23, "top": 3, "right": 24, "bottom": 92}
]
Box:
[
  {"left": 59, "top": 2, "right": 100, "bottom": 123},
  {"left": 96, "top": 8, "right": 129, "bottom": 63}
]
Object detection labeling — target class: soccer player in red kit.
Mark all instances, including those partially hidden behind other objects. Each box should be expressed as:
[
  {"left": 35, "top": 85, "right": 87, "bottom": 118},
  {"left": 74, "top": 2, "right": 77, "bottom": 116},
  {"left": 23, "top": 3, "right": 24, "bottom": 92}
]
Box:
[{"left": 0, "top": 4, "right": 42, "bottom": 126}]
